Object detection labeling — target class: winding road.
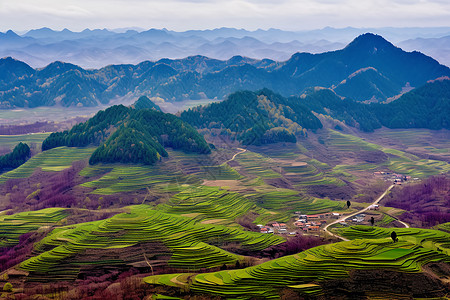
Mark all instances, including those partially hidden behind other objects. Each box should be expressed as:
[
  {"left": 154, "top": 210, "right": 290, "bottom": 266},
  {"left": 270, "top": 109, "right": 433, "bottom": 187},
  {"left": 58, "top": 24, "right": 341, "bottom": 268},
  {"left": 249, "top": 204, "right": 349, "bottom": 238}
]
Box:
[
  {"left": 323, "top": 184, "right": 397, "bottom": 241},
  {"left": 225, "top": 147, "right": 246, "bottom": 164}
]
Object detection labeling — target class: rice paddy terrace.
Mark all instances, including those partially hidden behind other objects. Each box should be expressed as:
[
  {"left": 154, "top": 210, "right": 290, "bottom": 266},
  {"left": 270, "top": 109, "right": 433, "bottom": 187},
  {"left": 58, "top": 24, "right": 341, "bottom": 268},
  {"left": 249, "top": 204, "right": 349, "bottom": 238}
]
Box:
[
  {"left": 326, "top": 130, "right": 450, "bottom": 177},
  {"left": 13, "top": 205, "right": 283, "bottom": 281},
  {"left": 0, "top": 127, "right": 449, "bottom": 299},
  {"left": 0, "top": 133, "right": 50, "bottom": 153},
  {"left": 145, "top": 238, "right": 450, "bottom": 299},
  {"left": 334, "top": 225, "right": 450, "bottom": 255},
  {"left": 0, "top": 207, "right": 68, "bottom": 247},
  {"left": 0, "top": 146, "right": 95, "bottom": 184}
]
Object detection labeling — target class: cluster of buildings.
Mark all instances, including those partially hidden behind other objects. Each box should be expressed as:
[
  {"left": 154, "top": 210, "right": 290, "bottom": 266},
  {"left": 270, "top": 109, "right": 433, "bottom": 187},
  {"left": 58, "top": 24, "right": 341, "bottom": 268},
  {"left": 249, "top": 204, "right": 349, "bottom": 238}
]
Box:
[
  {"left": 373, "top": 171, "right": 417, "bottom": 185},
  {"left": 257, "top": 222, "right": 296, "bottom": 235},
  {"left": 258, "top": 212, "right": 342, "bottom": 235},
  {"left": 293, "top": 212, "right": 340, "bottom": 232}
]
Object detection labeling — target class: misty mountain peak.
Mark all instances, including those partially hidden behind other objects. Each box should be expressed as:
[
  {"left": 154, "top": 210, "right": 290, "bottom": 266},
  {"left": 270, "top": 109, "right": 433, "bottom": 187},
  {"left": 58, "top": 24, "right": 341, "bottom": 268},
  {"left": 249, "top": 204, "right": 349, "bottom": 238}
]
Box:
[{"left": 345, "top": 33, "right": 396, "bottom": 53}]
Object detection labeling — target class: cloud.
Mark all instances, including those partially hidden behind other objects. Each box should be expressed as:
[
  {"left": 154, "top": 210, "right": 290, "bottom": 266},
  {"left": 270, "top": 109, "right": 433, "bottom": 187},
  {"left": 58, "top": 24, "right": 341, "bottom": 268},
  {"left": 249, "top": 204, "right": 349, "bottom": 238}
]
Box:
[{"left": 0, "top": 0, "right": 449, "bottom": 31}]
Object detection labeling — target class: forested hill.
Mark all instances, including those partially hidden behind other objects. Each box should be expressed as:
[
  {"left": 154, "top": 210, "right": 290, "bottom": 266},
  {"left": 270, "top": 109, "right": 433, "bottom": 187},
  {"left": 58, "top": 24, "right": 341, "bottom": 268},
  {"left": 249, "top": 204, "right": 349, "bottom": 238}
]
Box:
[
  {"left": 372, "top": 78, "right": 450, "bottom": 129},
  {"left": 0, "top": 142, "right": 30, "bottom": 172},
  {"left": 1, "top": 33, "right": 449, "bottom": 108},
  {"left": 131, "top": 96, "right": 161, "bottom": 111},
  {"left": 181, "top": 79, "right": 450, "bottom": 143},
  {"left": 180, "top": 89, "right": 322, "bottom": 145},
  {"left": 42, "top": 104, "right": 210, "bottom": 165}
]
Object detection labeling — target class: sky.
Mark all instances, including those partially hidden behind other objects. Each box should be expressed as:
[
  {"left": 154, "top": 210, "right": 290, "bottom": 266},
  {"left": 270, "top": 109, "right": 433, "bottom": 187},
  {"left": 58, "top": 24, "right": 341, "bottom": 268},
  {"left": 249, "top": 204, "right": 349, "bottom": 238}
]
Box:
[{"left": 1, "top": 0, "right": 450, "bottom": 32}]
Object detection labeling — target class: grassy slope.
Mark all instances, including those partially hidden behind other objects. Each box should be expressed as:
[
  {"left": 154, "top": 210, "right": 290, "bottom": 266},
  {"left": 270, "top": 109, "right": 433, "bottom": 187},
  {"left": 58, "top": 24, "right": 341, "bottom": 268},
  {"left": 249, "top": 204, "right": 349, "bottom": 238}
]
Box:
[
  {"left": 328, "top": 130, "right": 450, "bottom": 177},
  {"left": 19, "top": 205, "right": 283, "bottom": 279},
  {"left": 145, "top": 237, "right": 449, "bottom": 299},
  {"left": 0, "top": 146, "right": 95, "bottom": 184},
  {"left": 0, "top": 208, "right": 68, "bottom": 247}
]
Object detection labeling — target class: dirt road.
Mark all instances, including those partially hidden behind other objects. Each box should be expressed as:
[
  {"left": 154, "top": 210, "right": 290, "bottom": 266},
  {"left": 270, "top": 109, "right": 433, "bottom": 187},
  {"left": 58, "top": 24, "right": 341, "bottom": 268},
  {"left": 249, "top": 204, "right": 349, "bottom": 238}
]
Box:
[{"left": 323, "top": 185, "right": 396, "bottom": 241}]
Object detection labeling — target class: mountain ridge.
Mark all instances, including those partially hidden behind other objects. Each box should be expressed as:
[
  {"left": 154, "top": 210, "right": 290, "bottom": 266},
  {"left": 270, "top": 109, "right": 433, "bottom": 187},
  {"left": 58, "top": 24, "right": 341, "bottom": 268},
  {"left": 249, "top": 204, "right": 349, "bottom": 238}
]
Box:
[{"left": 1, "top": 33, "right": 449, "bottom": 108}]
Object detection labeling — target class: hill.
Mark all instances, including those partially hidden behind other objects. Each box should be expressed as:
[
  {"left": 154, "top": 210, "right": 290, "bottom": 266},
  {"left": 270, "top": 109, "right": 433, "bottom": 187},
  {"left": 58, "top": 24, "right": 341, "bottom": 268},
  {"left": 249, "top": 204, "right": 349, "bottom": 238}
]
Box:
[
  {"left": 181, "top": 80, "right": 450, "bottom": 140},
  {"left": 0, "top": 142, "right": 30, "bottom": 172},
  {"left": 1, "top": 33, "right": 449, "bottom": 108},
  {"left": 42, "top": 104, "right": 210, "bottom": 165},
  {"left": 180, "top": 89, "right": 322, "bottom": 145},
  {"left": 131, "top": 95, "right": 161, "bottom": 111}
]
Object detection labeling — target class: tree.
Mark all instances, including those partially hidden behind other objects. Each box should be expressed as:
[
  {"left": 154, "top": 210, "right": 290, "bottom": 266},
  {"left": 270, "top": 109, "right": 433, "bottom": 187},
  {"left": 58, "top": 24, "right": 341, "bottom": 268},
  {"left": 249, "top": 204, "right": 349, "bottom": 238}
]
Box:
[
  {"left": 391, "top": 231, "right": 398, "bottom": 242},
  {"left": 346, "top": 200, "right": 351, "bottom": 209},
  {"left": 370, "top": 216, "right": 375, "bottom": 226}
]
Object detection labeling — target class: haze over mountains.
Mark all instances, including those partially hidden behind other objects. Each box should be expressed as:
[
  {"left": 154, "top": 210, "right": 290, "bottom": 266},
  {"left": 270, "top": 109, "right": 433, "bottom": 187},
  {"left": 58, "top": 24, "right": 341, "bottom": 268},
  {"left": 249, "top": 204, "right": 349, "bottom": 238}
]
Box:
[
  {"left": 1, "top": 33, "right": 449, "bottom": 109},
  {"left": 1, "top": 27, "right": 450, "bottom": 69}
]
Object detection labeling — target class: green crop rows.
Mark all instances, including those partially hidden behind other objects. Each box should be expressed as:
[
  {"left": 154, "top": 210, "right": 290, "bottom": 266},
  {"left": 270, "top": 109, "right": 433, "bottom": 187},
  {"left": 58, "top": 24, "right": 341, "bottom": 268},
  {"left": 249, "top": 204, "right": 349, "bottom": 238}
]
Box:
[
  {"left": 80, "top": 164, "right": 201, "bottom": 195},
  {"left": 0, "top": 133, "right": 51, "bottom": 151},
  {"left": 145, "top": 238, "right": 449, "bottom": 299},
  {"left": 335, "top": 225, "right": 450, "bottom": 255},
  {"left": 19, "top": 206, "right": 283, "bottom": 280},
  {"left": 157, "top": 186, "right": 276, "bottom": 223},
  {"left": 0, "top": 208, "right": 68, "bottom": 247},
  {"left": 326, "top": 130, "right": 450, "bottom": 177},
  {"left": 0, "top": 146, "right": 95, "bottom": 184},
  {"left": 283, "top": 164, "right": 345, "bottom": 187},
  {"left": 246, "top": 187, "right": 345, "bottom": 214},
  {"left": 235, "top": 151, "right": 281, "bottom": 179}
]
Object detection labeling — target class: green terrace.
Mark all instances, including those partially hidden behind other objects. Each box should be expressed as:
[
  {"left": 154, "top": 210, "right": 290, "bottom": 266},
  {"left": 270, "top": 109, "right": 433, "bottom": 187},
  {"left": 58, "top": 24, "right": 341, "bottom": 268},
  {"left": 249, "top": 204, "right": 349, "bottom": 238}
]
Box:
[
  {"left": 145, "top": 238, "right": 449, "bottom": 299},
  {"left": 79, "top": 164, "right": 200, "bottom": 195},
  {"left": 0, "top": 146, "right": 95, "bottom": 184},
  {"left": 283, "top": 163, "right": 345, "bottom": 187},
  {"left": 245, "top": 187, "right": 346, "bottom": 215},
  {"left": 0, "top": 133, "right": 51, "bottom": 151},
  {"left": 157, "top": 186, "right": 277, "bottom": 224},
  {"left": 19, "top": 205, "right": 283, "bottom": 280},
  {"left": 327, "top": 130, "right": 450, "bottom": 177},
  {"left": 0, "top": 208, "right": 68, "bottom": 247},
  {"left": 235, "top": 151, "right": 281, "bottom": 179},
  {"left": 334, "top": 225, "right": 450, "bottom": 255}
]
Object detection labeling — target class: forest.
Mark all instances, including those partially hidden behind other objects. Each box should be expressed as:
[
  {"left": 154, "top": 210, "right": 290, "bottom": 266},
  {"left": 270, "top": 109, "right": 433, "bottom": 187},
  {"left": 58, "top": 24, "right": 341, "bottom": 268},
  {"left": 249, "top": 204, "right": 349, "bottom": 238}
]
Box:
[
  {"left": 42, "top": 103, "right": 210, "bottom": 165},
  {"left": 0, "top": 142, "right": 30, "bottom": 172}
]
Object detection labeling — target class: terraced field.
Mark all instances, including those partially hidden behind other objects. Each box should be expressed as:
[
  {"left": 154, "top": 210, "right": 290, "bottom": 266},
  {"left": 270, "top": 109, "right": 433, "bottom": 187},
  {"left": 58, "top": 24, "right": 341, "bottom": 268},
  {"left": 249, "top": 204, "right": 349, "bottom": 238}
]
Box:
[
  {"left": 327, "top": 130, "right": 450, "bottom": 177},
  {"left": 0, "top": 146, "right": 95, "bottom": 184},
  {"left": 283, "top": 163, "right": 345, "bottom": 187},
  {"left": 157, "top": 186, "right": 278, "bottom": 224},
  {"left": 246, "top": 187, "right": 346, "bottom": 215},
  {"left": 145, "top": 238, "right": 449, "bottom": 299},
  {"left": 79, "top": 164, "right": 200, "bottom": 195},
  {"left": 235, "top": 151, "right": 281, "bottom": 179},
  {"left": 19, "top": 205, "right": 283, "bottom": 279},
  {"left": 335, "top": 225, "right": 450, "bottom": 254},
  {"left": 437, "top": 222, "right": 450, "bottom": 232},
  {"left": 0, "top": 208, "right": 68, "bottom": 247},
  {"left": 0, "top": 133, "right": 51, "bottom": 151}
]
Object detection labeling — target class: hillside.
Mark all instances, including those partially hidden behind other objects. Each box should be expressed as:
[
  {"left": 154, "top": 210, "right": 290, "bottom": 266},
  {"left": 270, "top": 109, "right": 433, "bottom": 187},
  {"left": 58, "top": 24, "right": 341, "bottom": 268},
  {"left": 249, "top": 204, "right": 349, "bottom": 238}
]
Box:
[
  {"left": 42, "top": 103, "right": 210, "bottom": 165},
  {"left": 180, "top": 89, "right": 322, "bottom": 145},
  {"left": 1, "top": 33, "right": 449, "bottom": 108},
  {"left": 181, "top": 80, "right": 450, "bottom": 140}
]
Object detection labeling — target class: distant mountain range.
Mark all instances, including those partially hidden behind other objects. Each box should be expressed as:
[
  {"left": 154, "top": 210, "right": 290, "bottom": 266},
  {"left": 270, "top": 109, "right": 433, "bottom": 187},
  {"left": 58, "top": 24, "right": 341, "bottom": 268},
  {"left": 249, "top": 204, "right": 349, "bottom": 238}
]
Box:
[
  {"left": 1, "top": 33, "right": 449, "bottom": 109},
  {"left": 1, "top": 27, "right": 450, "bottom": 69}
]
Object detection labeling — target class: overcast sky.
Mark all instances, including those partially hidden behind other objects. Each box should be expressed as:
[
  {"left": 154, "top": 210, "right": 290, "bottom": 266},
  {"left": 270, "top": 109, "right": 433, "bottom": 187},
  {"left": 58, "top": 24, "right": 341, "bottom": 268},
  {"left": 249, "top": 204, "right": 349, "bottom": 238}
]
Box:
[{"left": 1, "top": 0, "right": 450, "bottom": 32}]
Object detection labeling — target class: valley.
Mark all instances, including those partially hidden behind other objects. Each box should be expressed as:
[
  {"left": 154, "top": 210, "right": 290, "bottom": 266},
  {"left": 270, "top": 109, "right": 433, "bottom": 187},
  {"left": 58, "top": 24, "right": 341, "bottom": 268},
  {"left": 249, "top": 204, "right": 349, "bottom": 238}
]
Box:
[{"left": 0, "top": 31, "right": 449, "bottom": 299}]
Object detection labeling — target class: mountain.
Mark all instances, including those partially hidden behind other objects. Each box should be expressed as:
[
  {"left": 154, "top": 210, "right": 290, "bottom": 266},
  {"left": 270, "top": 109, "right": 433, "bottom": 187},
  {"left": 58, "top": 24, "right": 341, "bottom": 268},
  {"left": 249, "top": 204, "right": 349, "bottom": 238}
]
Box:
[
  {"left": 1, "top": 33, "right": 449, "bottom": 108},
  {"left": 399, "top": 35, "right": 450, "bottom": 67},
  {"left": 131, "top": 95, "right": 161, "bottom": 111},
  {"left": 42, "top": 103, "right": 210, "bottom": 165},
  {"left": 180, "top": 89, "right": 322, "bottom": 145},
  {"left": 181, "top": 79, "right": 450, "bottom": 140},
  {"left": 333, "top": 67, "right": 400, "bottom": 102},
  {"left": 372, "top": 78, "right": 450, "bottom": 129},
  {"left": 2, "top": 27, "right": 450, "bottom": 69}
]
